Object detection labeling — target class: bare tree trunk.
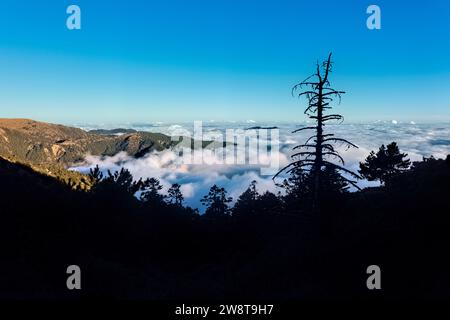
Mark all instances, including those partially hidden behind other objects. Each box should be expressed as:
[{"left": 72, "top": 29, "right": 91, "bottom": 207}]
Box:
[
  {"left": 274, "top": 52, "right": 361, "bottom": 217},
  {"left": 313, "top": 81, "right": 323, "bottom": 213}
]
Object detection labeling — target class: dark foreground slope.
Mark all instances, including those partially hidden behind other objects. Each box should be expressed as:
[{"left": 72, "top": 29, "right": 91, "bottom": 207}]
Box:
[{"left": 0, "top": 156, "right": 449, "bottom": 300}]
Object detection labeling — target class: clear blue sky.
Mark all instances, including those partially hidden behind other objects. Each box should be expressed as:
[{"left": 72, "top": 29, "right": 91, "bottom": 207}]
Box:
[{"left": 0, "top": 0, "right": 449, "bottom": 123}]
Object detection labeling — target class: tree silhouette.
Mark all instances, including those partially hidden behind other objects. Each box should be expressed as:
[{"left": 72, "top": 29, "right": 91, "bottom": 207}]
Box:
[
  {"left": 359, "top": 142, "right": 411, "bottom": 184},
  {"left": 167, "top": 183, "right": 184, "bottom": 206},
  {"left": 282, "top": 167, "right": 311, "bottom": 205},
  {"left": 274, "top": 53, "right": 360, "bottom": 212},
  {"left": 201, "top": 185, "right": 232, "bottom": 216},
  {"left": 140, "top": 177, "right": 165, "bottom": 204},
  {"left": 88, "top": 164, "right": 103, "bottom": 183},
  {"left": 233, "top": 180, "right": 259, "bottom": 217},
  {"left": 320, "top": 165, "right": 350, "bottom": 194},
  {"left": 257, "top": 191, "right": 283, "bottom": 214},
  {"left": 2, "top": 151, "right": 450, "bottom": 299},
  {"left": 92, "top": 167, "right": 143, "bottom": 195}
]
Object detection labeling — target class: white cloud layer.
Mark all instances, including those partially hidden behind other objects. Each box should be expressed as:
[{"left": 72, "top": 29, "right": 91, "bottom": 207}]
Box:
[{"left": 71, "top": 122, "right": 450, "bottom": 210}]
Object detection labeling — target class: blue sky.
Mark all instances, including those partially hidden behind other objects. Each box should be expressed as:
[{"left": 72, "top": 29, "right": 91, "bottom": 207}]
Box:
[{"left": 0, "top": 0, "right": 449, "bottom": 123}]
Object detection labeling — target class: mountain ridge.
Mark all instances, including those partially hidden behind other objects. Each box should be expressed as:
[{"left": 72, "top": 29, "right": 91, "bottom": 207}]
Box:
[
  {"left": 0, "top": 118, "right": 180, "bottom": 188},
  {"left": 0, "top": 118, "right": 175, "bottom": 166}
]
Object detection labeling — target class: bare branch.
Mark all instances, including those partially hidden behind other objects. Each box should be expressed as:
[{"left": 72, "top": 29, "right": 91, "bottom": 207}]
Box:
[
  {"left": 323, "top": 152, "right": 345, "bottom": 165},
  {"left": 322, "top": 115, "right": 344, "bottom": 123},
  {"left": 338, "top": 176, "right": 361, "bottom": 190},
  {"left": 323, "top": 114, "right": 343, "bottom": 120},
  {"left": 272, "top": 160, "right": 315, "bottom": 181},
  {"left": 322, "top": 52, "right": 332, "bottom": 83},
  {"left": 304, "top": 134, "right": 317, "bottom": 145},
  {"left": 293, "top": 144, "right": 316, "bottom": 150},
  {"left": 323, "top": 161, "right": 361, "bottom": 179},
  {"left": 291, "top": 74, "right": 318, "bottom": 96},
  {"left": 292, "top": 126, "right": 316, "bottom": 133},
  {"left": 297, "top": 91, "right": 317, "bottom": 98},
  {"left": 291, "top": 151, "right": 316, "bottom": 159},
  {"left": 323, "top": 138, "right": 358, "bottom": 149},
  {"left": 321, "top": 144, "right": 336, "bottom": 152},
  {"left": 322, "top": 91, "right": 345, "bottom": 96}
]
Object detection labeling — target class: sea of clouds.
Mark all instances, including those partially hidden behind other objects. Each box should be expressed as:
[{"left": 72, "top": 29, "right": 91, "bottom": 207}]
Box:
[{"left": 71, "top": 120, "right": 450, "bottom": 210}]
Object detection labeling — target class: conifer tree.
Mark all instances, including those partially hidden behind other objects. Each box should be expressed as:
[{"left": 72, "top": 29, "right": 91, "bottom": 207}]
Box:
[
  {"left": 92, "top": 167, "right": 143, "bottom": 195},
  {"left": 140, "top": 177, "right": 165, "bottom": 203},
  {"left": 201, "top": 185, "right": 232, "bottom": 216},
  {"left": 233, "top": 180, "right": 259, "bottom": 216},
  {"left": 359, "top": 142, "right": 411, "bottom": 184},
  {"left": 167, "top": 183, "right": 184, "bottom": 206},
  {"left": 275, "top": 53, "right": 360, "bottom": 212}
]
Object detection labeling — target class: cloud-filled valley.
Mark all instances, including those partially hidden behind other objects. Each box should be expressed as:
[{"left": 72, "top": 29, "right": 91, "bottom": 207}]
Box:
[{"left": 71, "top": 121, "right": 450, "bottom": 210}]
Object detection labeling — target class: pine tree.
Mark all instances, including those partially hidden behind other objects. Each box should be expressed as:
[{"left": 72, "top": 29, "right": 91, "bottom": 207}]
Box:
[
  {"left": 282, "top": 167, "right": 311, "bottom": 203},
  {"left": 359, "top": 142, "right": 411, "bottom": 184},
  {"left": 93, "top": 167, "right": 143, "bottom": 195},
  {"left": 201, "top": 185, "right": 232, "bottom": 216},
  {"left": 88, "top": 165, "right": 103, "bottom": 183},
  {"left": 257, "top": 191, "right": 283, "bottom": 214},
  {"left": 140, "top": 177, "right": 165, "bottom": 204},
  {"left": 167, "top": 183, "right": 184, "bottom": 206},
  {"left": 233, "top": 180, "right": 259, "bottom": 217},
  {"left": 274, "top": 53, "right": 360, "bottom": 212}
]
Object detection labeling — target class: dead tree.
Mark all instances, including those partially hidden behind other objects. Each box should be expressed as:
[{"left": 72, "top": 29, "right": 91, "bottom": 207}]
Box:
[{"left": 274, "top": 53, "right": 360, "bottom": 212}]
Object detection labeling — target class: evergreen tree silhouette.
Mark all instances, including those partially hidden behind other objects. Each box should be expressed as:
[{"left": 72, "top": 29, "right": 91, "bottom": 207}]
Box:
[
  {"left": 274, "top": 53, "right": 360, "bottom": 212},
  {"left": 359, "top": 142, "right": 411, "bottom": 184},
  {"left": 233, "top": 180, "right": 259, "bottom": 217},
  {"left": 140, "top": 177, "right": 165, "bottom": 204},
  {"left": 201, "top": 185, "right": 232, "bottom": 217},
  {"left": 257, "top": 191, "right": 283, "bottom": 214},
  {"left": 93, "top": 167, "right": 143, "bottom": 195},
  {"left": 167, "top": 183, "right": 184, "bottom": 206},
  {"left": 282, "top": 167, "right": 311, "bottom": 207},
  {"left": 88, "top": 164, "right": 103, "bottom": 183}
]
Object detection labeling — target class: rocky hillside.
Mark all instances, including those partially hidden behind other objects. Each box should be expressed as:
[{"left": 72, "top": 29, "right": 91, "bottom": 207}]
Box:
[
  {"left": 0, "top": 119, "right": 181, "bottom": 188},
  {"left": 0, "top": 118, "right": 225, "bottom": 189},
  {"left": 0, "top": 119, "right": 176, "bottom": 167}
]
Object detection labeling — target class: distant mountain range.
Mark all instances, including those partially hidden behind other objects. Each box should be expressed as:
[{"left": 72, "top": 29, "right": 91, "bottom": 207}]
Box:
[
  {"left": 0, "top": 118, "right": 226, "bottom": 188},
  {"left": 245, "top": 126, "right": 279, "bottom": 130},
  {"left": 0, "top": 119, "right": 180, "bottom": 187},
  {"left": 0, "top": 119, "right": 176, "bottom": 166},
  {"left": 88, "top": 128, "right": 138, "bottom": 135}
]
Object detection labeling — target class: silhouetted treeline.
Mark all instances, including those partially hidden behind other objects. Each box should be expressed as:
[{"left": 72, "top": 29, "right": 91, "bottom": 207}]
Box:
[{"left": 0, "top": 146, "right": 449, "bottom": 300}]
